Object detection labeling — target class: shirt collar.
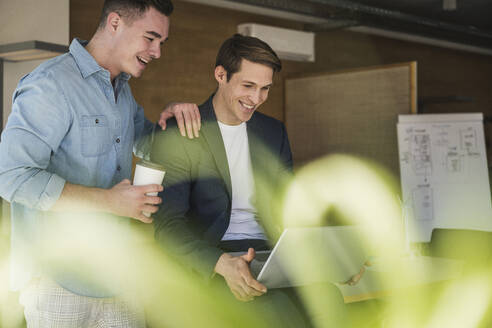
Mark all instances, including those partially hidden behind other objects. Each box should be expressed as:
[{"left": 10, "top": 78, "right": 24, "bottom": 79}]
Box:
[{"left": 70, "top": 38, "right": 131, "bottom": 82}]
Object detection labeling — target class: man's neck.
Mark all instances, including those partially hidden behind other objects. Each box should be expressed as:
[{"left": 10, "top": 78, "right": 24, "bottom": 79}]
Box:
[{"left": 86, "top": 34, "right": 119, "bottom": 83}]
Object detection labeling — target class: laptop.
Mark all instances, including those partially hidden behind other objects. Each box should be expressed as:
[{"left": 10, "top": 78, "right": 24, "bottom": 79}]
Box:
[{"left": 231, "top": 226, "right": 367, "bottom": 289}]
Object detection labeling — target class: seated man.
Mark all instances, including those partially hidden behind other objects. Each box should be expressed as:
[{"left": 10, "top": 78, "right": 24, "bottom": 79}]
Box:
[{"left": 151, "top": 34, "right": 348, "bottom": 327}]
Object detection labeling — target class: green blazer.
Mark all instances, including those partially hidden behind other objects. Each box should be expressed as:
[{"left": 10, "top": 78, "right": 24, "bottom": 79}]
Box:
[{"left": 151, "top": 95, "right": 293, "bottom": 281}]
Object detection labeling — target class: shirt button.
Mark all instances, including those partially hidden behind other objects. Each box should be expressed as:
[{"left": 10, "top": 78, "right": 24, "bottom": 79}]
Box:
[
  {"left": 117, "top": 165, "right": 121, "bottom": 171},
  {"left": 116, "top": 138, "right": 120, "bottom": 143}
]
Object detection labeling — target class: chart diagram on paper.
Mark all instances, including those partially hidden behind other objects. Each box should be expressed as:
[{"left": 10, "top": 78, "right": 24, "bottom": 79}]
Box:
[{"left": 397, "top": 113, "right": 492, "bottom": 242}]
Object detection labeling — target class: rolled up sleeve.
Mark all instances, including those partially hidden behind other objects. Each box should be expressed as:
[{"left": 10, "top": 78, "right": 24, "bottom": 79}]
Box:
[
  {"left": 13, "top": 171, "right": 66, "bottom": 211},
  {"left": 0, "top": 71, "right": 70, "bottom": 210}
]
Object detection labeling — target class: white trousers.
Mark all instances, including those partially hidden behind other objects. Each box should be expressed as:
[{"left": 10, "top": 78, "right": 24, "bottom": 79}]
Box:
[{"left": 19, "top": 277, "right": 145, "bottom": 328}]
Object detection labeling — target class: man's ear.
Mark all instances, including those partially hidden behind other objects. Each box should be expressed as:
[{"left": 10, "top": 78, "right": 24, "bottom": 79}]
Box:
[
  {"left": 214, "top": 66, "right": 228, "bottom": 84},
  {"left": 106, "top": 12, "right": 122, "bottom": 34}
]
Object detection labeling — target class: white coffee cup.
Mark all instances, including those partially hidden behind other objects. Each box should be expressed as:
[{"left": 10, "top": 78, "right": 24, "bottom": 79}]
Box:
[{"left": 133, "top": 160, "right": 166, "bottom": 217}]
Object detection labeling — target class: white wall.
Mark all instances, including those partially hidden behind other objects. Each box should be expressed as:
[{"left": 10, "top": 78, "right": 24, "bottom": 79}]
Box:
[
  {"left": 0, "top": 0, "right": 69, "bottom": 45},
  {"left": 1, "top": 0, "right": 69, "bottom": 129}
]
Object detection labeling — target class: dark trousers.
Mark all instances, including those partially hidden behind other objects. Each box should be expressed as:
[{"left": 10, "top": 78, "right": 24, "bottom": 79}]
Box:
[{"left": 215, "top": 239, "right": 348, "bottom": 328}]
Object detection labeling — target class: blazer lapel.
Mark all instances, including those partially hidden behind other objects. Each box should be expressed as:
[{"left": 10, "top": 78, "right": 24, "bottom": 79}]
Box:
[{"left": 199, "top": 96, "right": 233, "bottom": 198}]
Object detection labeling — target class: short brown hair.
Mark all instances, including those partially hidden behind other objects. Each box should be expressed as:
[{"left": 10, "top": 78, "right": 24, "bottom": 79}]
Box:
[
  {"left": 216, "top": 34, "right": 282, "bottom": 81},
  {"left": 98, "top": 0, "right": 173, "bottom": 28}
]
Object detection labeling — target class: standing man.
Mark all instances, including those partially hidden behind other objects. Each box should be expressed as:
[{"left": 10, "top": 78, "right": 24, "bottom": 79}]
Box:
[
  {"left": 151, "top": 34, "right": 349, "bottom": 328},
  {"left": 0, "top": 0, "right": 198, "bottom": 326}
]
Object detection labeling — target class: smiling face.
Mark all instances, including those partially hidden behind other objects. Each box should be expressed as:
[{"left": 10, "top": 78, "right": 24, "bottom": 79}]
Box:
[
  {"left": 110, "top": 6, "right": 169, "bottom": 78},
  {"left": 213, "top": 59, "right": 273, "bottom": 125}
]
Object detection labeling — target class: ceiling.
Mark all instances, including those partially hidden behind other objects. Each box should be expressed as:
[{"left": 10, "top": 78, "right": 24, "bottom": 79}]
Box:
[
  {"left": 206, "top": 0, "right": 492, "bottom": 53},
  {"left": 353, "top": 0, "right": 491, "bottom": 29}
]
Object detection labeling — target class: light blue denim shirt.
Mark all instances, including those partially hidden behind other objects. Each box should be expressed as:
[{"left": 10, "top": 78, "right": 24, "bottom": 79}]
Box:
[{"left": 0, "top": 38, "right": 154, "bottom": 296}]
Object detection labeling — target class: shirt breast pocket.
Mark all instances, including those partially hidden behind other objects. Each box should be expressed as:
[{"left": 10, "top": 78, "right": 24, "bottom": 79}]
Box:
[{"left": 80, "top": 115, "right": 112, "bottom": 157}]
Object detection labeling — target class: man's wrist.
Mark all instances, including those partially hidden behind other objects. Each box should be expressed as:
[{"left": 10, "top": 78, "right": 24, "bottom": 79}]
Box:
[
  {"left": 214, "top": 252, "right": 229, "bottom": 276},
  {"left": 97, "top": 187, "right": 113, "bottom": 213},
  {"left": 52, "top": 183, "right": 112, "bottom": 213}
]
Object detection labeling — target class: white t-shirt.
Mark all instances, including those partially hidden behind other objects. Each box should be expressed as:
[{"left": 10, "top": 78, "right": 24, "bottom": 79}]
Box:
[{"left": 218, "top": 121, "right": 267, "bottom": 241}]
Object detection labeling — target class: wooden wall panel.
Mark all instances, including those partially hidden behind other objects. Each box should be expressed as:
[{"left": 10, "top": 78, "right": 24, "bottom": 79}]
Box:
[
  {"left": 314, "top": 30, "right": 492, "bottom": 116},
  {"left": 285, "top": 63, "right": 416, "bottom": 174}
]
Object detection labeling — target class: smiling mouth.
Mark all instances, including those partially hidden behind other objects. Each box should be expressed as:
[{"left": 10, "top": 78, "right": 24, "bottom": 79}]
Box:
[
  {"left": 239, "top": 101, "right": 255, "bottom": 111},
  {"left": 137, "top": 56, "right": 149, "bottom": 66}
]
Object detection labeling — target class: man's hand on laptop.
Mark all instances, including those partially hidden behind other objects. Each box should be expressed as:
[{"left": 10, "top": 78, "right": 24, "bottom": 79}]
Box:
[
  {"left": 341, "top": 260, "right": 372, "bottom": 286},
  {"left": 342, "top": 266, "right": 365, "bottom": 286},
  {"left": 214, "top": 248, "right": 267, "bottom": 302}
]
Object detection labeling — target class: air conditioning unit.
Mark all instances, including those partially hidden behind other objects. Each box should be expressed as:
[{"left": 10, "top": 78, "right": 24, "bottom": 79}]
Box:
[{"left": 238, "top": 23, "right": 315, "bottom": 62}]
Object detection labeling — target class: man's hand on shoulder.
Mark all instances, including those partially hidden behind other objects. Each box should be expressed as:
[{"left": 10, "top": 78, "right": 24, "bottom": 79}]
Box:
[
  {"left": 104, "top": 179, "right": 163, "bottom": 223},
  {"left": 159, "top": 102, "right": 201, "bottom": 139},
  {"left": 214, "top": 248, "right": 267, "bottom": 302}
]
